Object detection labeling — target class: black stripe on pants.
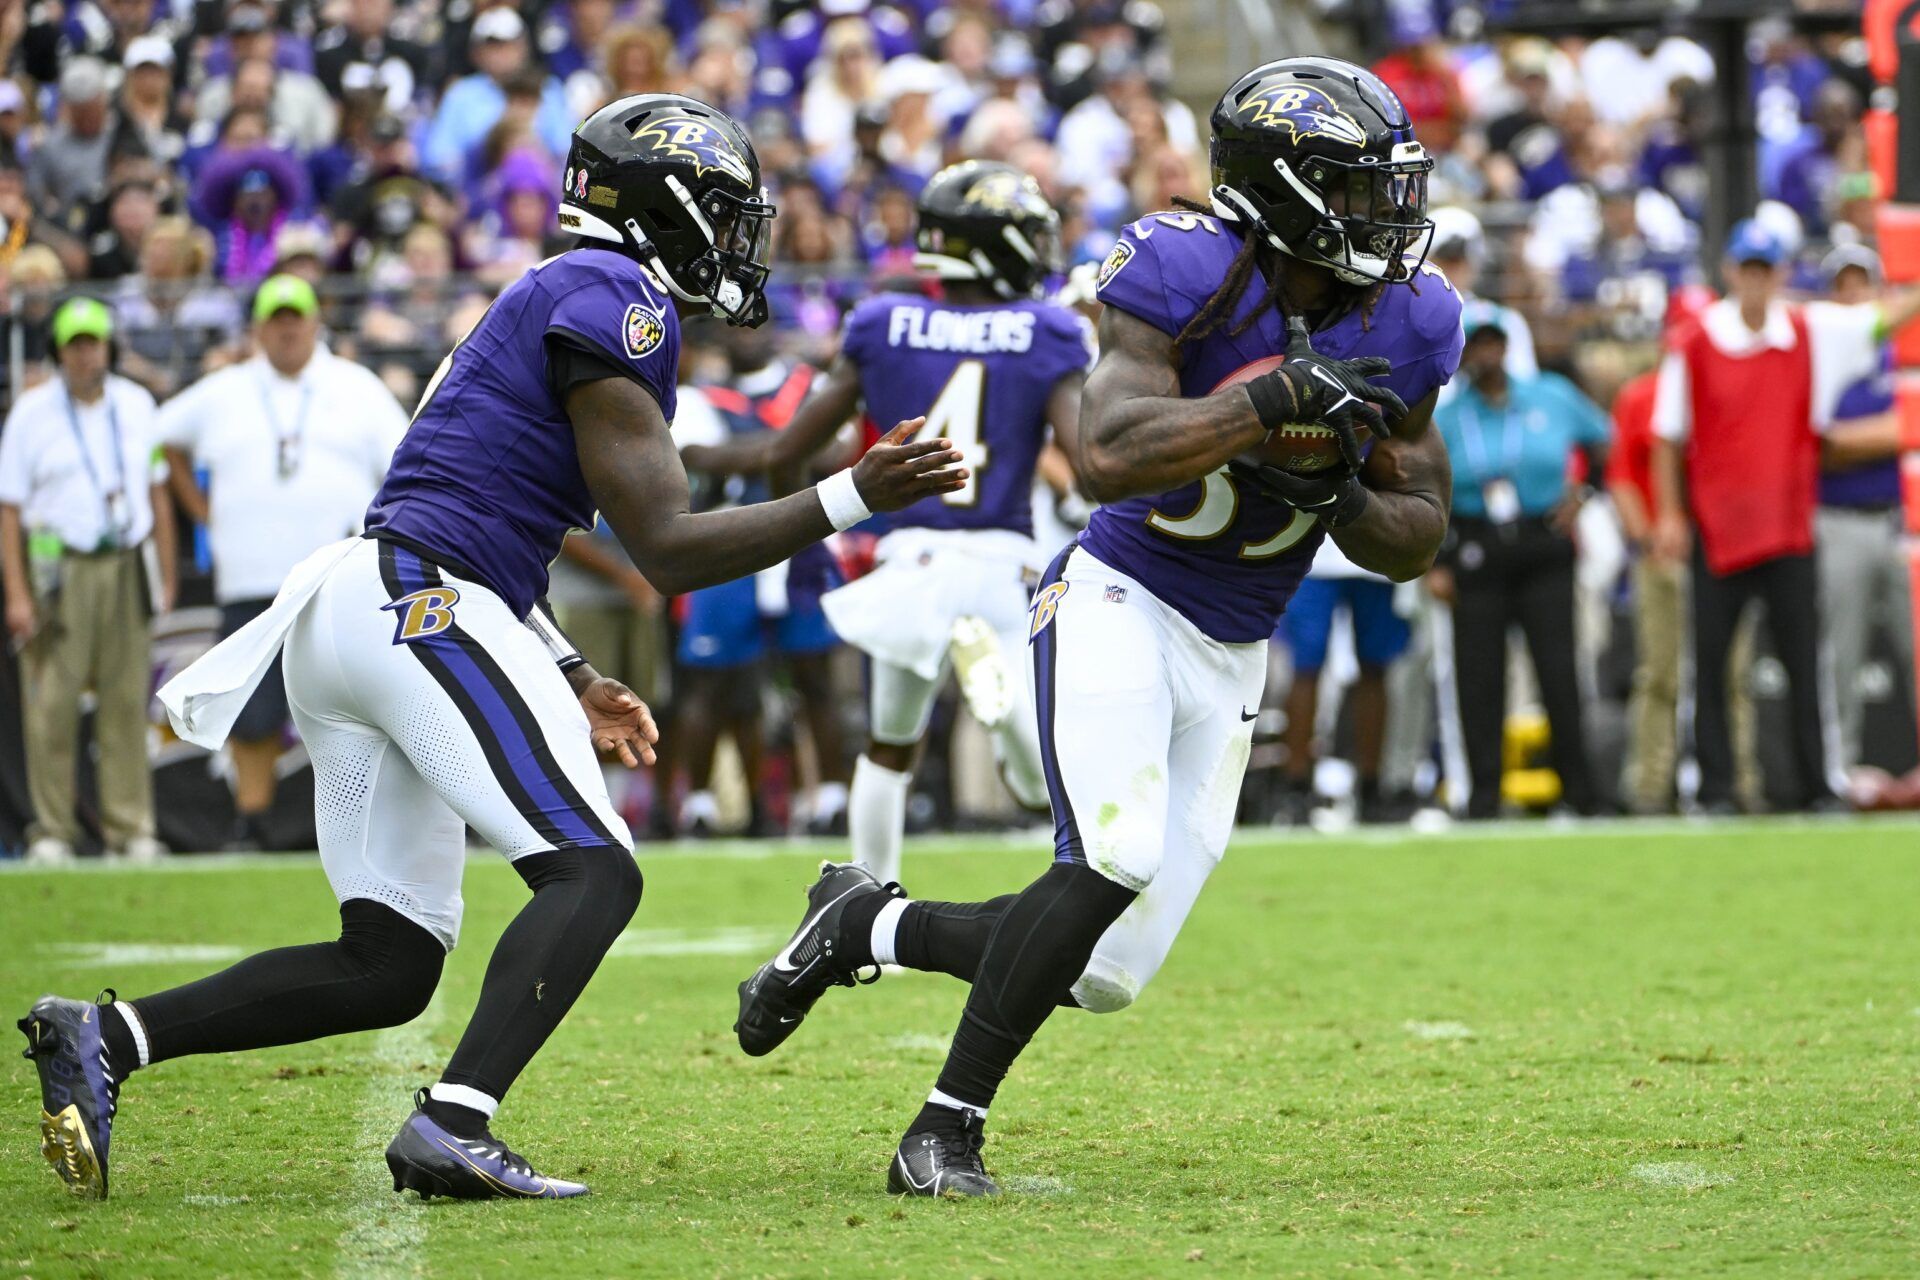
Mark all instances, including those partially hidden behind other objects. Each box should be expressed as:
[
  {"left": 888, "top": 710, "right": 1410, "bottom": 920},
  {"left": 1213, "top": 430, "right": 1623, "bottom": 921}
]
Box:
[
  {"left": 1690, "top": 548, "right": 1830, "bottom": 809},
  {"left": 1448, "top": 518, "right": 1599, "bottom": 818}
]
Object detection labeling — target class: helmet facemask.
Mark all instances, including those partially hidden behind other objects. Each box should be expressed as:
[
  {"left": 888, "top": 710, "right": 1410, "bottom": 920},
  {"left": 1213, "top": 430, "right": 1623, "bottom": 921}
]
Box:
[
  {"left": 1215, "top": 141, "right": 1433, "bottom": 287},
  {"left": 662, "top": 175, "right": 775, "bottom": 327}
]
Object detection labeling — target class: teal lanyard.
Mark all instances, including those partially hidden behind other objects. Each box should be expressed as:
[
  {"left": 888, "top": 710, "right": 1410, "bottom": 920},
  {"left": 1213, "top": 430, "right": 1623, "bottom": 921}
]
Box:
[
  {"left": 63, "top": 386, "right": 129, "bottom": 545},
  {"left": 1458, "top": 393, "right": 1522, "bottom": 482}
]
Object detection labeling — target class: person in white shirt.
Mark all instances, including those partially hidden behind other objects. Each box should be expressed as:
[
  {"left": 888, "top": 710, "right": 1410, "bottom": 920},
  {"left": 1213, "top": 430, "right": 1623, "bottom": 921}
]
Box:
[
  {"left": 159, "top": 274, "right": 408, "bottom": 848},
  {"left": 0, "top": 298, "right": 177, "bottom": 863}
]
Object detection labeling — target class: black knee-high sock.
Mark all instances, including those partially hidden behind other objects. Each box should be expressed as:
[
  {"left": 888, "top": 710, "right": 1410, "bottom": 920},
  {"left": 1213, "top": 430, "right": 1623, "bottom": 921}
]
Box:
[
  {"left": 117, "top": 900, "right": 446, "bottom": 1069},
  {"left": 838, "top": 894, "right": 1018, "bottom": 978},
  {"left": 895, "top": 896, "right": 1017, "bottom": 980},
  {"left": 913, "top": 862, "right": 1136, "bottom": 1132},
  {"left": 437, "top": 847, "right": 642, "bottom": 1103}
]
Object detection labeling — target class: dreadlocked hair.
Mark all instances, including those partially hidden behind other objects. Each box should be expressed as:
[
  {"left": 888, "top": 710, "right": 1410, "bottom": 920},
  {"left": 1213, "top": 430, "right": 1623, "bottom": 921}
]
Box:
[
  {"left": 1169, "top": 197, "right": 1265, "bottom": 363},
  {"left": 1166, "top": 196, "right": 1404, "bottom": 358}
]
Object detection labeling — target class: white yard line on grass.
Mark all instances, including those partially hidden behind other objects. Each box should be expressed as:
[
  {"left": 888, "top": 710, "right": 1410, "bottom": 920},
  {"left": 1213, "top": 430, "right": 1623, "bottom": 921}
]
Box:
[
  {"left": 333, "top": 994, "right": 443, "bottom": 1280},
  {"left": 1630, "top": 1161, "right": 1734, "bottom": 1190},
  {"left": 604, "top": 926, "right": 783, "bottom": 958},
  {"left": 1403, "top": 1019, "right": 1475, "bottom": 1040},
  {"left": 41, "top": 942, "right": 246, "bottom": 967}
]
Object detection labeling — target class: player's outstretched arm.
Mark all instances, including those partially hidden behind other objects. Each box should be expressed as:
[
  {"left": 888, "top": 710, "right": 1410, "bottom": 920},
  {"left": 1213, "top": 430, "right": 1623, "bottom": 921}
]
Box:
[
  {"left": 1328, "top": 389, "right": 1450, "bottom": 582},
  {"left": 1077, "top": 307, "right": 1270, "bottom": 502},
  {"left": 676, "top": 356, "right": 864, "bottom": 481},
  {"left": 569, "top": 376, "right": 965, "bottom": 596}
]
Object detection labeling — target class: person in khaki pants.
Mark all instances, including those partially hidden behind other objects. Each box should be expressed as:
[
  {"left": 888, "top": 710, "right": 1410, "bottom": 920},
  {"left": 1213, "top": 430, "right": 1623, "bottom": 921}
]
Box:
[{"left": 0, "top": 298, "right": 176, "bottom": 862}]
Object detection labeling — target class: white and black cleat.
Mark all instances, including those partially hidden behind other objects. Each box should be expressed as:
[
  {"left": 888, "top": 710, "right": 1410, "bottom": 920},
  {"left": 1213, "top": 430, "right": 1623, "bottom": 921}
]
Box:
[
  {"left": 887, "top": 1113, "right": 999, "bottom": 1198},
  {"left": 734, "top": 861, "right": 900, "bottom": 1057}
]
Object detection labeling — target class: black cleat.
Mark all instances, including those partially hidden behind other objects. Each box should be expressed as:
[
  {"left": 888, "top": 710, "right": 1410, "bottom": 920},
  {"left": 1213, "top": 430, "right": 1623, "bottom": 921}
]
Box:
[
  {"left": 19, "top": 993, "right": 123, "bottom": 1200},
  {"left": 385, "top": 1090, "right": 588, "bottom": 1200},
  {"left": 887, "top": 1113, "right": 999, "bottom": 1197},
  {"left": 735, "top": 860, "right": 900, "bottom": 1056}
]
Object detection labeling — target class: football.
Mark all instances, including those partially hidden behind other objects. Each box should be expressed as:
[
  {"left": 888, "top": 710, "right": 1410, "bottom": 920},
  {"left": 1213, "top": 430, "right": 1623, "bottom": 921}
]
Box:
[{"left": 1211, "top": 354, "right": 1370, "bottom": 475}]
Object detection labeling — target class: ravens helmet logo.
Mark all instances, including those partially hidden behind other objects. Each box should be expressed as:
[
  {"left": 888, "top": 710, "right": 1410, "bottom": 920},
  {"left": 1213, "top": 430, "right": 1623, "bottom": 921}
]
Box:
[
  {"left": 1241, "top": 84, "right": 1368, "bottom": 149},
  {"left": 629, "top": 113, "right": 753, "bottom": 185},
  {"left": 965, "top": 170, "right": 1029, "bottom": 214}
]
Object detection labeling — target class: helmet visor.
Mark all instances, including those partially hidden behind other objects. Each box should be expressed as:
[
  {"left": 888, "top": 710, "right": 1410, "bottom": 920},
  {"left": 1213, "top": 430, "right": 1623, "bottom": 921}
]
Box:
[
  {"left": 1320, "top": 157, "right": 1431, "bottom": 278},
  {"left": 701, "top": 185, "right": 776, "bottom": 326}
]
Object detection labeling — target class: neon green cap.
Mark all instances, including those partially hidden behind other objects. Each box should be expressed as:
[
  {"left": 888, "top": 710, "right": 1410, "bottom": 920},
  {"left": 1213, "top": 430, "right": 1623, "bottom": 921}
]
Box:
[
  {"left": 51, "top": 296, "right": 113, "bottom": 348},
  {"left": 252, "top": 273, "right": 319, "bottom": 323}
]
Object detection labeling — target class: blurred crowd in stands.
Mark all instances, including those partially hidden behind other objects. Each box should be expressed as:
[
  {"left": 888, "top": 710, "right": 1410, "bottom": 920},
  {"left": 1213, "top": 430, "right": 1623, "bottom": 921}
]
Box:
[{"left": 0, "top": 0, "right": 1913, "bottom": 857}]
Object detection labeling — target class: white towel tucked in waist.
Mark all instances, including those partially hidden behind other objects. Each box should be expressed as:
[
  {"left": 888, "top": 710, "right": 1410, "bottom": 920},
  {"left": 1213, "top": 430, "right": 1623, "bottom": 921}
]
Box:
[{"left": 159, "top": 537, "right": 359, "bottom": 748}]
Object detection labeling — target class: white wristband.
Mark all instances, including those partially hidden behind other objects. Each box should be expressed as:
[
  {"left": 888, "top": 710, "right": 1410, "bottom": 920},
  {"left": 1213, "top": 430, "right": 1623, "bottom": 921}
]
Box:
[{"left": 817, "top": 468, "right": 873, "bottom": 532}]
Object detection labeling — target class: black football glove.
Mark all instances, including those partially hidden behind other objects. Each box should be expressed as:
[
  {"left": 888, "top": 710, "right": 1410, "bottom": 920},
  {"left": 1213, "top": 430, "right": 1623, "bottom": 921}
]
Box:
[
  {"left": 1228, "top": 459, "right": 1372, "bottom": 529},
  {"left": 1243, "top": 316, "right": 1409, "bottom": 472}
]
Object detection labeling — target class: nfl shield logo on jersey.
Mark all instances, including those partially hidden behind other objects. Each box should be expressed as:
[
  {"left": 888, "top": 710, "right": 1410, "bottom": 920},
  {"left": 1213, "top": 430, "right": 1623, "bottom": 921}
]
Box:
[
  {"left": 624, "top": 304, "right": 665, "bottom": 359},
  {"left": 1104, "top": 583, "right": 1128, "bottom": 604}
]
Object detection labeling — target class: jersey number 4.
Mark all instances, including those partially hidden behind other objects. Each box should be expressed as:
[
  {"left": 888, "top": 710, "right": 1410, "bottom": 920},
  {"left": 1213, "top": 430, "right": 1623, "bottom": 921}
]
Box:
[{"left": 911, "top": 360, "right": 990, "bottom": 507}]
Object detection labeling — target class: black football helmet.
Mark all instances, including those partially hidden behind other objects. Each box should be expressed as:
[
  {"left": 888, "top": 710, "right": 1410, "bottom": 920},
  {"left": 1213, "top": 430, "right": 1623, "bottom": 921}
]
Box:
[
  {"left": 913, "top": 160, "right": 1061, "bottom": 299},
  {"left": 1208, "top": 57, "right": 1434, "bottom": 287},
  {"left": 560, "top": 93, "right": 776, "bottom": 326}
]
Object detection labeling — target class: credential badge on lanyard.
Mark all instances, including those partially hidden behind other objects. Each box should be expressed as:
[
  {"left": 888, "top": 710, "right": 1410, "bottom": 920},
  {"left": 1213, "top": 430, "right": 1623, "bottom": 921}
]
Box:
[
  {"left": 257, "top": 368, "right": 312, "bottom": 480},
  {"left": 64, "top": 387, "right": 129, "bottom": 551}
]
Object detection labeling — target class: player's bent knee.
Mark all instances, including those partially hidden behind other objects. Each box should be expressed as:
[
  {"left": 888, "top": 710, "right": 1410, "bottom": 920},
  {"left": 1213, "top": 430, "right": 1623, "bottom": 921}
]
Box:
[
  {"left": 336, "top": 900, "right": 447, "bottom": 1027},
  {"left": 1069, "top": 958, "right": 1142, "bottom": 1014},
  {"left": 591, "top": 849, "right": 645, "bottom": 925}
]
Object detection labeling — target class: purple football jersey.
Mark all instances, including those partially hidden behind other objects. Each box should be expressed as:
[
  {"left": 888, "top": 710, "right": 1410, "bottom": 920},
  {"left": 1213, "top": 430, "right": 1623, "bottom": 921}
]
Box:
[
  {"left": 840, "top": 292, "right": 1093, "bottom": 536},
  {"left": 366, "top": 249, "right": 680, "bottom": 618},
  {"left": 1079, "top": 212, "right": 1464, "bottom": 643}
]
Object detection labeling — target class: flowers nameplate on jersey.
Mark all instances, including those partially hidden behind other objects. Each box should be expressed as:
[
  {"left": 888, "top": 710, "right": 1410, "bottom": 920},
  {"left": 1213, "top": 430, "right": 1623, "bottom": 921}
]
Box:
[
  {"left": 1242, "top": 84, "right": 1367, "bottom": 149},
  {"left": 381, "top": 586, "right": 461, "bottom": 644},
  {"left": 624, "top": 304, "right": 666, "bottom": 360},
  {"left": 1096, "top": 239, "right": 1135, "bottom": 290}
]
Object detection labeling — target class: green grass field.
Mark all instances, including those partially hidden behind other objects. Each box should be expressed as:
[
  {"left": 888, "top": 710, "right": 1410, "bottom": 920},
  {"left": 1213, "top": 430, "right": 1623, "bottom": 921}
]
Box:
[{"left": 2, "top": 820, "right": 1917, "bottom": 1278}]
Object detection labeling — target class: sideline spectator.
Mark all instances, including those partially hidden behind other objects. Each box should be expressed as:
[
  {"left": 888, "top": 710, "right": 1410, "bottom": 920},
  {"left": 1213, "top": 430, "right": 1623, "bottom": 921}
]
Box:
[
  {"left": 157, "top": 275, "right": 407, "bottom": 848},
  {"left": 1650, "top": 220, "right": 1916, "bottom": 812},
  {"left": 1432, "top": 306, "right": 1610, "bottom": 818},
  {"left": 0, "top": 298, "right": 175, "bottom": 862},
  {"left": 1812, "top": 246, "right": 1910, "bottom": 779}
]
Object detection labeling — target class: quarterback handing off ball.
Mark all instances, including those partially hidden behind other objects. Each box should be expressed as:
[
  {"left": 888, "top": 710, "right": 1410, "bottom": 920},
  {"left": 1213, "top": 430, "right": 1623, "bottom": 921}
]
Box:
[{"left": 1214, "top": 354, "right": 1373, "bottom": 475}]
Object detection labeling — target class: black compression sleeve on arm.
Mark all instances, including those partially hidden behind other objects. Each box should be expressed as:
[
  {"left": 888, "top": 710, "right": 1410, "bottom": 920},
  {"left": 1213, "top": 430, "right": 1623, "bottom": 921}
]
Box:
[{"left": 544, "top": 332, "right": 641, "bottom": 398}]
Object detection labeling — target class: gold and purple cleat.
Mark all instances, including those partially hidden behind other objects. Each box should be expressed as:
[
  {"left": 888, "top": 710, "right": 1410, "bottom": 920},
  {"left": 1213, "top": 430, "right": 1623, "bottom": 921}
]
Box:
[{"left": 19, "top": 994, "right": 121, "bottom": 1200}]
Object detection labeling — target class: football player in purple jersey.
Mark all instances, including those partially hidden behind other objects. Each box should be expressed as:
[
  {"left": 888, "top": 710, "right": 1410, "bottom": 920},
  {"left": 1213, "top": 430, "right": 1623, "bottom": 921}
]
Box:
[
  {"left": 18, "top": 94, "right": 966, "bottom": 1204},
  {"left": 732, "top": 59, "right": 1464, "bottom": 1196},
  {"left": 728, "top": 160, "right": 1096, "bottom": 1054}
]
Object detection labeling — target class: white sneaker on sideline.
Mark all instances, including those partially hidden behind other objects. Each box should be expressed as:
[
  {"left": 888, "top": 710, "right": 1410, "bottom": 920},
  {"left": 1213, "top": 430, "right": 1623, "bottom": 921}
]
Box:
[
  {"left": 118, "top": 836, "right": 168, "bottom": 864},
  {"left": 24, "top": 837, "right": 75, "bottom": 865}
]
